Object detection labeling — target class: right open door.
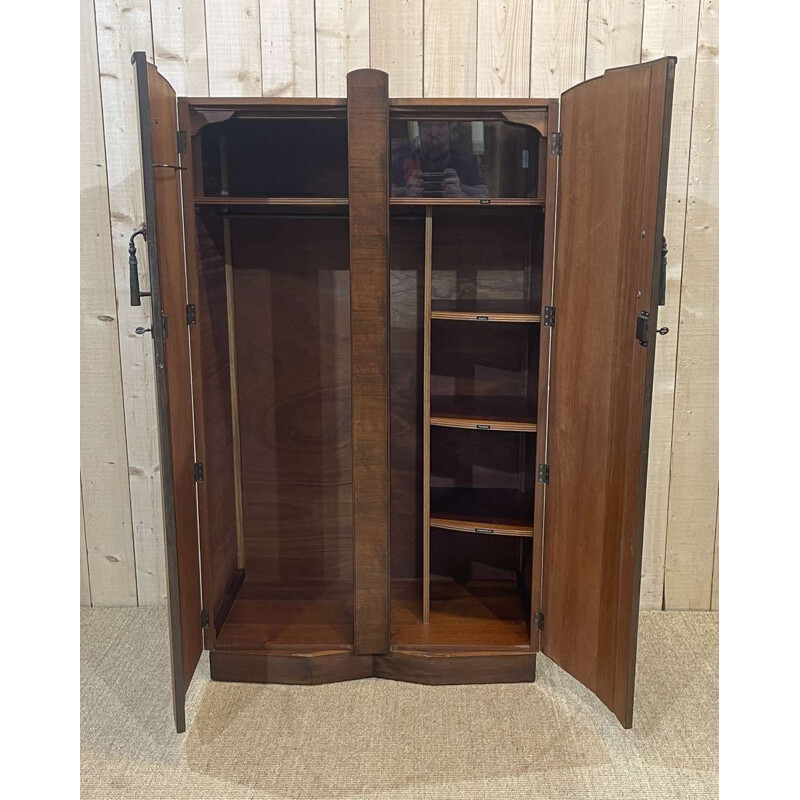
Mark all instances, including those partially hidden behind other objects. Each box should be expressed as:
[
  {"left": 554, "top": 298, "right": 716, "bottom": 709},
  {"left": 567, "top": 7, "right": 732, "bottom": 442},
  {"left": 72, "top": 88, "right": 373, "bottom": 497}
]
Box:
[{"left": 541, "top": 58, "right": 675, "bottom": 727}]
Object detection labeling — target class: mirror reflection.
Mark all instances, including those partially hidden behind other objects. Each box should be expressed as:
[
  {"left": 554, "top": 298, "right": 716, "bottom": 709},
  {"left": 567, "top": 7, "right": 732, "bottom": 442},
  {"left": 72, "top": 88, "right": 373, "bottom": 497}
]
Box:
[{"left": 391, "top": 119, "right": 539, "bottom": 199}]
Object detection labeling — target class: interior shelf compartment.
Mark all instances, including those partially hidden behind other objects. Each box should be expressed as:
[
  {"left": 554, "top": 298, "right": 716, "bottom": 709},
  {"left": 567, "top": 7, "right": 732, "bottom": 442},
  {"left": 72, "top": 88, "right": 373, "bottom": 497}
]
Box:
[
  {"left": 430, "top": 299, "right": 540, "bottom": 323},
  {"left": 430, "top": 319, "right": 539, "bottom": 416},
  {"left": 429, "top": 426, "right": 535, "bottom": 537},
  {"left": 214, "top": 579, "right": 353, "bottom": 651},
  {"left": 389, "top": 116, "right": 544, "bottom": 201},
  {"left": 429, "top": 395, "right": 536, "bottom": 432},
  {"left": 391, "top": 577, "right": 530, "bottom": 650},
  {"left": 429, "top": 487, "right": 533, "bottom": 536},
  {"left": 199, "top": 116, "right": 349, "bottom": 198},
  {"left": 429, "top": 206, "right": 544, "bottom": 315}
]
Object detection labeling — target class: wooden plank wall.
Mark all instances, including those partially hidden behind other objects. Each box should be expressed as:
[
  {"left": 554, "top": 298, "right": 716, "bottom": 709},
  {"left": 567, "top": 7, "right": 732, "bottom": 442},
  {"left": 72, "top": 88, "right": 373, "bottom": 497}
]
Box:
[{"left": 80, "top": 0, "right": 719, "bottom": 610}]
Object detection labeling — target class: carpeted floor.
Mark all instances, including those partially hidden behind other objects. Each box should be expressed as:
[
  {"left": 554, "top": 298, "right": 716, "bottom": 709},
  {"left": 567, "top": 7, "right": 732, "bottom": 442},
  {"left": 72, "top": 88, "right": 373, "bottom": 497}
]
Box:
[{"left": 81, "top": 609, "right": 718, "bottom": 799}]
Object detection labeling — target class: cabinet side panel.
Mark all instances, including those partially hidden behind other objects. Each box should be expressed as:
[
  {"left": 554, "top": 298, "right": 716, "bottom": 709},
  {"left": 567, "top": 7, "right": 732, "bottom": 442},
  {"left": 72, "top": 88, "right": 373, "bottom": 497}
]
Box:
[{"left": 348, "top": 69, "right": 391, "bottom": 654}]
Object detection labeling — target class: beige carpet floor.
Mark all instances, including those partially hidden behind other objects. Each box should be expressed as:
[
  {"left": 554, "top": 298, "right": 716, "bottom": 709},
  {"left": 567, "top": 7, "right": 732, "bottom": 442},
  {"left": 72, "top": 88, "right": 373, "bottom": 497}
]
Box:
[{"left": 81, "top": 609, "right": 718, "bottom": 799}]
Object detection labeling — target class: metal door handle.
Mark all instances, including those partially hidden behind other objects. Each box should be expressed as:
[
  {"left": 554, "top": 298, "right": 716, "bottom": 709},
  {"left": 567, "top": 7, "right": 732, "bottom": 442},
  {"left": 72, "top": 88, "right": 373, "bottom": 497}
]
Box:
[{"left": 129, "top": 227, "right": 150, "bottom": 307}]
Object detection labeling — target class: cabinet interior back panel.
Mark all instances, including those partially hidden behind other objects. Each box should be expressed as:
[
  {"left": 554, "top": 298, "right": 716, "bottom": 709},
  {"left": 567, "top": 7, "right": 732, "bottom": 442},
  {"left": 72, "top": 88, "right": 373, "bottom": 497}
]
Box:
[{"left": 232, "top": 217, "right": 353, "bottom": 587}]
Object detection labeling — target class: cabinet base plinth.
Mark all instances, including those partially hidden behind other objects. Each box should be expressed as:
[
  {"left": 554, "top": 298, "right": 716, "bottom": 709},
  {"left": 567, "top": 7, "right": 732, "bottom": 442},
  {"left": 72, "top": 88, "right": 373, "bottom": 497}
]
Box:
[{"left": 209, "top": 649, "right": 536, "bottom": 685}]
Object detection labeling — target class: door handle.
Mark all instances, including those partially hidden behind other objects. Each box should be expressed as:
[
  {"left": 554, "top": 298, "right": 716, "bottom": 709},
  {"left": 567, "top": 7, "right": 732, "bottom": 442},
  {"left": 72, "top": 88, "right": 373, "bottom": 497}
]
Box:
[
  {"left": 128, "top": 227, "right": 151, "bottom": 307},
  {"left": 658, "top": 236, "right": 668, "bottom": 306}
]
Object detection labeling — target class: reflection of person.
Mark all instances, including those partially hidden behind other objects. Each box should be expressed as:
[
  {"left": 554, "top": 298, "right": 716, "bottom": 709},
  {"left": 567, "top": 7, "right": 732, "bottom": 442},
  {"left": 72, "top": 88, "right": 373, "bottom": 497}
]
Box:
[{"left": 392, "top": 121, "right": 489, "bottom": 198}]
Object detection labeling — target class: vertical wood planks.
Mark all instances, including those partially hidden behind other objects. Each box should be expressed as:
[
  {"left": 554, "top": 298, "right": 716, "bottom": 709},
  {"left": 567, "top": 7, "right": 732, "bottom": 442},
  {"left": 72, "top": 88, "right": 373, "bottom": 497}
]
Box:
[
  {"left": 370, "top": 0, "right": 423, "bottom": 96},
  {"left": 80, "top": 482, "right": 92, "bottom": 606},
  {"left": 88, "top": 0, "right": 149, "bottom": 606},
  {"left": 261, "top": 0, "right": 317, "bottom": 96},
  {"left": 424, "top": 0, "right": 479, "bottom": 97},
  {"left": 638, "top": 0, "right": 701, "bottom": 609},
  {"left": 477, "top": 0, "right": 532, "bottom": 97},
  {"left": 316, "top": 0, "right": 370, "bottom": 97},
  {"left": 529, "top": 0, "right": 588, "bottom": 98},
  {"left": 711, "top": 494, "right": 718, "bottom": 610},
  {"left": 585, "top": 0, "right": 644, "bottom": 79},
  {"left": 205, "top": 0, "right": 262, "bottom": 95},
  {"left": 150, "top": 0, "right": 210, "bottom": 96},
  {"left": 665, "top": 0, "right": 718, "bottom": 609}
]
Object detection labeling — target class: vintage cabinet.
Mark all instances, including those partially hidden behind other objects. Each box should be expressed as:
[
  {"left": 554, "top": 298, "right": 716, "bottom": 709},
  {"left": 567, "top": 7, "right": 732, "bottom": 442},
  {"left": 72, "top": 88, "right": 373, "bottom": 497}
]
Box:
[{"left": 131, "top": 52, "right": 675, "bottom": 732}]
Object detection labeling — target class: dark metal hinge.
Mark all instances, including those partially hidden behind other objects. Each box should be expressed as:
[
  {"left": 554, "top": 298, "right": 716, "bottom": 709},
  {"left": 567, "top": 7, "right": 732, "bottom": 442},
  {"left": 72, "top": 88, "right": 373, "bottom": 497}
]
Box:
[
  {"left": 550, "top": 131, "right": 562, "bottom": 156},
  {"left": 544, "top": 305, "right": 556, "bottom": 327},
  {"left": 186, "top": 303, "right": 196, "bottom": 325},
  {"left": 194, "top": 462, "right": 204, "bottom": 482},
  {"left": 636, "top": 310, "right": 650, "bottom": 347},
  {"left": 538, "top": 464, "right": 550, "bottom": 484},
  {"left": 200, "top": 609, "right": 209, "bottom": 629},
  {"left": 534, "top": 611, "right": 544, "bottom": 631},
  {"left": 177, "top": 130, "right": 187, "bottom": 154}
]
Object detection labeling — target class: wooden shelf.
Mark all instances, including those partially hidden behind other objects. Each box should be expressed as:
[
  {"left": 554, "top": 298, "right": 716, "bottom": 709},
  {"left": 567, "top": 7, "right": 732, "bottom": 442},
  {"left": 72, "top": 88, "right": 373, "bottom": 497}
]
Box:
[
  {"left": 194, "top": 197, "right": 349, "bottom": 206},
  {"left": 391, "top": 578, "right": 530, "bottom": 650},
  {"left": 429, "top": 488, "right": 534, "bottom": 537},
  {"left": 430, "top": 396, "right": 536, "bottom": 432},
  {"left": 390, "top": 197, "right": 544, "bottom": 206},
  {"left": 430, "top": 299, "right": 540, "bottom": 323}
]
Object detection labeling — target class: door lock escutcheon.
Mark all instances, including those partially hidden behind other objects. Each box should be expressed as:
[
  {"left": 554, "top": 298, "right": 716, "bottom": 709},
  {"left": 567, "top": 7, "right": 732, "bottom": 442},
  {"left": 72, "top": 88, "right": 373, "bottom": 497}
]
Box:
[{"left": 636, "top": 310, "right": 669, "bottom": 346}]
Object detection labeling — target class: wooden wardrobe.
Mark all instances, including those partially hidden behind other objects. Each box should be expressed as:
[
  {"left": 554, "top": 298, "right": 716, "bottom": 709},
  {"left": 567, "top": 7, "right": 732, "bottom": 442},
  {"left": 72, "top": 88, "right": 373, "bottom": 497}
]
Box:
[{"left": 131, "top": 52, "right": 676, "bottom": 732}]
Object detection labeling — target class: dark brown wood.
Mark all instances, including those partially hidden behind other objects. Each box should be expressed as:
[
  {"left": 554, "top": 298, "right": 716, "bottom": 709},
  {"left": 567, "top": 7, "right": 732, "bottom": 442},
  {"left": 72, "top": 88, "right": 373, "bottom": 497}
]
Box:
[
  {"left": 191, "top": 210, "right": 240, "bottom": 632},
  {"left": 374, "top": 650, "right": 535, "bottom": 684},
  {"left": 529, "top": 98, "right": 560, "bottom": 654},
  {"left": 210, "top": 650, "right": 374, "bottom": 684},
  {"left": 541, "top": 58, "right": 675, "bottom": 728},
  {"left": 389, "top": 210, "right": 426, "bottom": 584},
  {"left": 232, "top": 217, "right": 353, "bottom": 591},
  {"left": 392, "top": 578, "right": 530, "bottom": 649},
  {"left": 134, "top": 54, "right": 201, "bottom": 734},
  {"left": 215, "top": 580, "right": 353, "bottom": 650},
  {"left": 198, "top": 116, "right": 349, "bottom": 198},
  {"left": 211, "top": 568, "right": 245, "bottom": 637},
  {"left": 143, "top": 74, "right": 673, "bottom": 728},
  {"left": 348, "top": 69, "right": 391, "bottom": 654}
]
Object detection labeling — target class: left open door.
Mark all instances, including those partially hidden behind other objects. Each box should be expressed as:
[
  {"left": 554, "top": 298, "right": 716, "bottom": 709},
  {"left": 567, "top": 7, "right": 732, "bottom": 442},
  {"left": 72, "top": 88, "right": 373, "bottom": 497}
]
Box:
[{"left": 133, "top": 52, "right": 202, "bottom": 733}]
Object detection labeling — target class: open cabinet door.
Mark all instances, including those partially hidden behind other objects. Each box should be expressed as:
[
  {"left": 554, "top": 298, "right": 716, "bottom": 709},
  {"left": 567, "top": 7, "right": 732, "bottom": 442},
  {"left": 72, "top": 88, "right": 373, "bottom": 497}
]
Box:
[
  {"left": 542, "top": 58, "right": 675, "bottom": 727},
  {"left": 133, "top": 52, "right": 202, "bottom": 733}
]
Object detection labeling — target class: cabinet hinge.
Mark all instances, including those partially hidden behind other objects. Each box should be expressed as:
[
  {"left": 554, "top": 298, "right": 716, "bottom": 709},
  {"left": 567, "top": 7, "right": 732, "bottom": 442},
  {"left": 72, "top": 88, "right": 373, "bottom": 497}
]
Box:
[
  {"left": 636, "top": 309, "right": 650, "bottom": 347},
  {"left": 534, "top": 611, "right": 544, "bottom": 631},
  {"left": 543, "top": 305, "right": 556, "bottom": 327},
  {"left": 550, "top": 131, "right": 563, "bottom": 156},
  {"left": 538, "top": 464, "right": 550, "bottom": 484},
  {"left": 200, "top": 609, "right": 209, "bottom": 629},
  {"left": 177, "top": 130, "right": 187, "bottom": 154},
  {"left": 194, "top": 462, "right": 204, "bottom": 482},
  {"left": 186, "top": 303, "right": 196, "bottom": 325}
]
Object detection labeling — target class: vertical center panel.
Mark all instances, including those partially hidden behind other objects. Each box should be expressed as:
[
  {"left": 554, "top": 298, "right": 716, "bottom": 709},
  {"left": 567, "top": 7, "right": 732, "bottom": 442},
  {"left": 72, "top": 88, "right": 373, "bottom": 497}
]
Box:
[{"left": 348, "top": 69, "right": 391, "bottom": 654}]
